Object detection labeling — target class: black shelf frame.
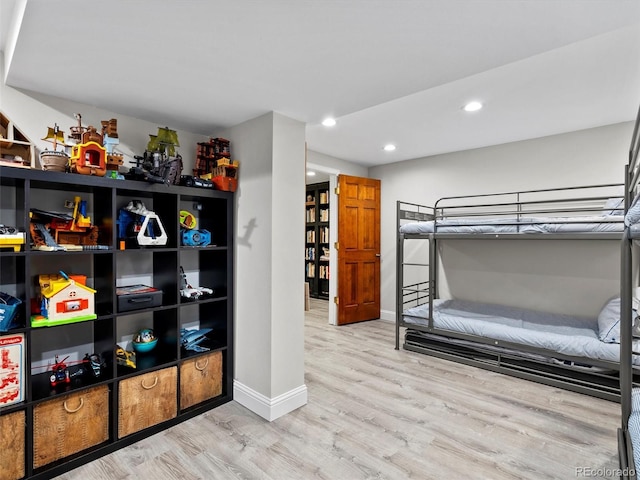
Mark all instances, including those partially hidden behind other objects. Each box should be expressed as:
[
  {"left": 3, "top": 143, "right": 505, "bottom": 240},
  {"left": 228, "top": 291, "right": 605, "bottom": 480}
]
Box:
[{"left": 0, "top": 166, "right": 234, "bottom": 480}]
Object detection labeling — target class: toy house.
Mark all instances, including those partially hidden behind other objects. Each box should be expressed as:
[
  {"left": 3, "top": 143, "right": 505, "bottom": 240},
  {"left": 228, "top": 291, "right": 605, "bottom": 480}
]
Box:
[{"left": 31, "top": 273, "right": 97, "bottom": 327}]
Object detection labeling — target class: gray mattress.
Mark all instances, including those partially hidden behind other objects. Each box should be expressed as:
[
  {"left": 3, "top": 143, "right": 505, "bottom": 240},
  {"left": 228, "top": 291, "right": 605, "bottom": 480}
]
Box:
[
  {"left": 630, "top": 388, "right": 640, "bottom": 473},
  {"left": 399, "top": 215, "right": 624, "bottom": 234},
  {"left": 403, "top": 299, "right": 635, "bottom": 365}
]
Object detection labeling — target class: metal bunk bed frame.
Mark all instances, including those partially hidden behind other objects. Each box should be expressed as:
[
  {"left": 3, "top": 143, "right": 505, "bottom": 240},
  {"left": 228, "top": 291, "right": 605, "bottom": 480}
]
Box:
[
  {"left": 396, "top": 184, "right": 628, "bottom": 401},
  {"left": 618, "top": 103, "right": 640, "bottom": 480}
]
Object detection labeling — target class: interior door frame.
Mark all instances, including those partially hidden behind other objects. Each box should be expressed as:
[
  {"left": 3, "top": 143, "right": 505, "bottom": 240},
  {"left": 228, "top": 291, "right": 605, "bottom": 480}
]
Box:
[{"left": 306, "top": 161, "right": 340, "bottom": 325}]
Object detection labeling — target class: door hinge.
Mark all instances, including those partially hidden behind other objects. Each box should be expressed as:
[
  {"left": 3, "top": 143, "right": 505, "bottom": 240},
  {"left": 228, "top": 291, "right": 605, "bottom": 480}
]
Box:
[
  {"left": 334, "top": 187, "right": 339, "bottom": 195},
  {"left": 334, "top": 296, "right": 339, "bottom": 305},
  {"left": 334, "top": 242, "right": 339, "bottom": 250}
]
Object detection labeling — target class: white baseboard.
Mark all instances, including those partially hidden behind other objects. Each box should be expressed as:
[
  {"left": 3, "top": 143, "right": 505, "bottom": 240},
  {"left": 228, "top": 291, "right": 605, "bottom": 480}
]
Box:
[
  {"left": 233, "top": 381, "right": 308, "bottom": 422},
  {"left": 379, "top": 309, "right": 395, "bottom": 323}
]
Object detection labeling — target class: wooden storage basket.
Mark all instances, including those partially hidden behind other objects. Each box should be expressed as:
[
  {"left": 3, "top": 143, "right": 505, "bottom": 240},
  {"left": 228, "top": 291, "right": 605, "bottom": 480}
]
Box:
[
  {"left": 180, "top": 350, "right": 222, "bottom": 410},
  {"left": 118, "top": 366, "right": 177, "bottom": 438},
  {"left": 0, "top": 410, "right": 25, "bottom": 480},
  {"left": 33, "top": 385, "right": 109, "bottom": 469}
]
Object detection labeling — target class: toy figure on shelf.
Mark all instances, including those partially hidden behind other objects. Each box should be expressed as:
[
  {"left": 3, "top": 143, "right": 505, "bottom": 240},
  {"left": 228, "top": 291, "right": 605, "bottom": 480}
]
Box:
[
  {"left": 69, "top": 125, "right": 107, "bottom": 176},
  {"left": 117, "top": 200, "right": 168, "bottom": 247},
  {"left": 29, "top": 196, "right": 106, "bottom": 251},
  {"left": 180, "top": 328, "right": 212, "bottom": 353},
  {"left": 100, "top": 118, "right": 124, "bottom": 172},
  {"left": 179, "top": 210, "right": 211, "bottom": 247},
  {"left": 179, "top": 266, "right": 213, "bottom": 300},
  {"left": 194, "top": 138, "right": 239, "bottom": 192},
  {"left": 127, "top": 126, "right": 182, "bottom": 185},
  {"left": 115, "top": 345, "right": 136, "bottom": 369},
  {"left": 40, "top": 123, "right": 69, "bottom": 172}
]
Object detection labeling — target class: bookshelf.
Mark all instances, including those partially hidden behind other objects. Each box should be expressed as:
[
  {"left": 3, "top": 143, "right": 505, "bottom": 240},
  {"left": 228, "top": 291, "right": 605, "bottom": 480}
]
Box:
[{"left": 305, "top": 182, "right": 330, "bottom": 299}]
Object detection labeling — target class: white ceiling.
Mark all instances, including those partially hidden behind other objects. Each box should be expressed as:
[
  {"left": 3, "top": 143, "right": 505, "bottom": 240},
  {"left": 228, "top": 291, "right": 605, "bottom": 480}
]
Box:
[{"left": 2, "top": 0, "right": 640, "bottom": 167}]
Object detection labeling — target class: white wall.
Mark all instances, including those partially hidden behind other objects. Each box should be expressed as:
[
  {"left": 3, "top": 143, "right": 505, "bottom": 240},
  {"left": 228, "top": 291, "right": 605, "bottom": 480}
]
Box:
[
  {"left": 307, "top": 150, "right": 368, "bottom": 178},
  {"left": 370, "top": 122, "right": 635, "bottom": 319},
  {"left": 1, "top": 57, "right": 206, "bottom": 174}
]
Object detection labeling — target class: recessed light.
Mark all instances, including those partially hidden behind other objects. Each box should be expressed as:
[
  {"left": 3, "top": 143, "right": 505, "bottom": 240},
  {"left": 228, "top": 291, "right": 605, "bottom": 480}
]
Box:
[
  {"left": 463, "top": 101, "right": 483, "bottom": 112},
  {"left": 307, "top": 171, "right": 316, "bottom": 176},
  {"left": 383, "top": 144, "right": 396, "bottom": 152},
  {"left": 322, "top": 118, "right": 336, "bottom": 127}
]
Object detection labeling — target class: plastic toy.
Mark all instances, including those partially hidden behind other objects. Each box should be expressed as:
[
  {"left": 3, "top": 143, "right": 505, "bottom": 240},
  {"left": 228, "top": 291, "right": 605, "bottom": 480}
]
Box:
[
  {"left": 132, "top": 328, "right": 158, "bottom": 353},
  {"left": 29, "top": 196, "right": 104, "bottom": 250},
  {"left": 181, "top": 228, "right": 211, "bottom": 247},
  {"left": 179, "top": 209, "right": 211, "bottom": 247},
  {"left": 127, "top": 127, "right": 183, "bottom": 185},
  {"left": 49, "top": 355, "right": 71, "bottom": 387},
  {"left": 180, "top": 328, "right": 212, "bottom": 353},
  {"left": 117, "top": 200, "right": 168, "bottom": 247},
  {"left": 101, "top": 118, "right": 124, "bottom": 172},
  {"left": 115, "top": 345, "right": 136, "bottom": 369},
  {"left": 31, "top": 271, "right": 97, "bottom": 327},
  {"left": 39, "top": 123, "right": 69, "bottom": 172},
  {"left": 0, "top": 225, "right": 24, "bottom": 252},
  {"left": 180, "top": 175, "right": 213, "bottom": 188},
  {"left": 179, "top": 266, "right": 214, "bottom": 300}
]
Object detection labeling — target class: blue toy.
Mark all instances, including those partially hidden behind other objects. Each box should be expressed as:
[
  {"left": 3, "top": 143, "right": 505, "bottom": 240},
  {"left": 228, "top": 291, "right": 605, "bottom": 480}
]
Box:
[{"left": 180, "top": 328, "right": 212, "bottom": 352}]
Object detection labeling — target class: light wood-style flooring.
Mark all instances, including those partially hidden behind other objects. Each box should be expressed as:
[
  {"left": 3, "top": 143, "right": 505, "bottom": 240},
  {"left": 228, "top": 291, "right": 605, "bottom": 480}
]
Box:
[{"left": 55, "top": 298, "right": 621, "bottom": 479}]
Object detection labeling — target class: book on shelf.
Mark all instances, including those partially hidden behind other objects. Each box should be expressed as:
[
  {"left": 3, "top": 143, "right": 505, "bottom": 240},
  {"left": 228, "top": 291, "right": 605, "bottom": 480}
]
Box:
[{"left": 306, "top": 207, "right": 316, "bottom": 223}]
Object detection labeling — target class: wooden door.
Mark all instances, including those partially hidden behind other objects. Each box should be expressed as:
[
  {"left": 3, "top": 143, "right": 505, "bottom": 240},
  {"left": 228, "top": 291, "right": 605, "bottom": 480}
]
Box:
[{"left": 337, "top": 175, "right": 381, "bottom": 324}]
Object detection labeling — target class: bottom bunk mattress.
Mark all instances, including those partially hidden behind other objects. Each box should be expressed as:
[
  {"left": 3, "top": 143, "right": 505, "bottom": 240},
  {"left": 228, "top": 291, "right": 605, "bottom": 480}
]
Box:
[
  {"left": 629, "top": 388, "right": 640, "bottom": 475},
  {"left": 402, "top": 299, "right": 632, "bottom": 365}
]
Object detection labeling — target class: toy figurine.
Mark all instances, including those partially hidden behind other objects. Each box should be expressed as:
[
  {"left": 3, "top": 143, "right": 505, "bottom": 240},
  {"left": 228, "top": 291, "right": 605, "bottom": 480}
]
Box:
[
  {"left": 127, "top": 126, "right": 183, "bottom": 185},
  {"left": 40, "top": 123, "right": 69, "bottom": 172},
  {"left": 180, "top": 328, "right": 212, "bottom": 352},
  {"left": 179, "top": 266, "right": 214, "bottom": 300},
  {"left": 117, "top": 200, "right": 168, "bottom": 247}
]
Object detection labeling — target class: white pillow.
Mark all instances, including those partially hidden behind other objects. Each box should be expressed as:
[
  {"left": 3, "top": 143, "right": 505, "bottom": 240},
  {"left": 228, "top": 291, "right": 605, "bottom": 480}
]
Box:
[{"left": 598, "top": 297, "right": 637, "bottom": 343}]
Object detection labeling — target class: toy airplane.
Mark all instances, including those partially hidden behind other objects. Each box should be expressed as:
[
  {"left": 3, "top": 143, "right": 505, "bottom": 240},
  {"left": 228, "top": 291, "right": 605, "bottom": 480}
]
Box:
[{"left": 180, "top": 328, "right": 212, "bottom": 352}]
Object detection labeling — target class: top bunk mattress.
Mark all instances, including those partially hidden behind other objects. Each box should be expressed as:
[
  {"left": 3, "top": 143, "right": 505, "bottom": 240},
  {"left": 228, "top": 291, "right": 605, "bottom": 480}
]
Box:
[
  {"left": 402, "top": 299, "right": 634, "bottom": 365},
  {"left": 399, "top": 216, "right": 624, "bottom": 235}
]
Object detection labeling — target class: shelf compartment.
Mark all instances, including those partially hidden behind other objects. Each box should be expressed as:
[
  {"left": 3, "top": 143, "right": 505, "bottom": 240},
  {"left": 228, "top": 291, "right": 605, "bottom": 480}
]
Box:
[
  {"left": 0, "top": 409, "right": 25, "bottom": 480},
  {"left": 0, "top": 175, "right": 26, "bottom": 253},
  {"left": 116, "top": 250, "right": 178, "bottom": 309},
  {"left": 29, "top": 253, "right": 112, "bottom": 322},
  {"left": 115, "top": 308, "right": 178, "bottom": 376},
  {"left": 116, "top": 190, "right": 178, "bottom": 249},
  {"left": 179, "top": 350, "right": 222, "bottom": 411},
  {"left": 30, "top": 319, "right": 114, "bottom": 402},
  {"left": 179, "top": 301, "right": 228, "bottom": 356},
  {"left": 178, "top": 249, "right": 227, "bottom": 304},
  {"left": 117, "top": 366, "right": 177, "bottom": 438},
  {"left": 0, "top": 255, "right": 26, "bottom": 331},
  {"left": 179, "top": 193, "right": 230, "bottom": 248},
  {"left": 33, "top": 384, "right": 110, "bottom": 469},
  {"left": 28, "top": 184, "right": 113, "bottom": 249}
]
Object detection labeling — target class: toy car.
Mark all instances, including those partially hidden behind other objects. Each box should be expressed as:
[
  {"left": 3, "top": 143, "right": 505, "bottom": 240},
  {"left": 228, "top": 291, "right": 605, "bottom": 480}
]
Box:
[
  {"left": 115, "top": 345, "right": 136, "bottom": 369},
  {"left": 180, "top": 175, "right": 213, "bottom": 188}
]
